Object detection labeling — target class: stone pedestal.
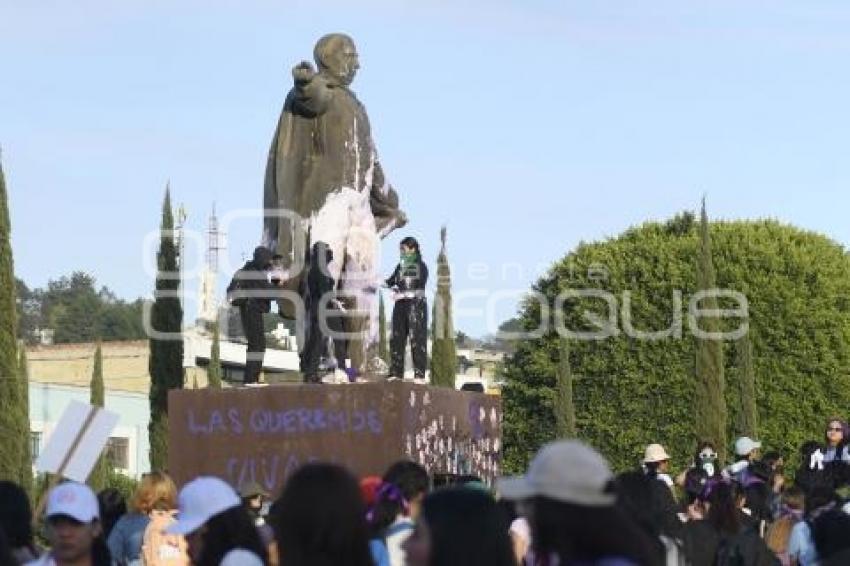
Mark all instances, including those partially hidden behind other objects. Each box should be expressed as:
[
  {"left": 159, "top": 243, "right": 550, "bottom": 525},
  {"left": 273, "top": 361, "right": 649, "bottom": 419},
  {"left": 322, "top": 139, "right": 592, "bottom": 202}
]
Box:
[{"left": 167, "top": 382, "right": 502, "bottom": 494}]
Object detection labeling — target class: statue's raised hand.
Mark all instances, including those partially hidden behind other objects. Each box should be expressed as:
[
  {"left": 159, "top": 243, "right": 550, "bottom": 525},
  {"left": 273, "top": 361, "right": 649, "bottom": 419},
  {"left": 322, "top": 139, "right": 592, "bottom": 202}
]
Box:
[{"left": 292, "top": 60, "right": 316, "bottom": 83}]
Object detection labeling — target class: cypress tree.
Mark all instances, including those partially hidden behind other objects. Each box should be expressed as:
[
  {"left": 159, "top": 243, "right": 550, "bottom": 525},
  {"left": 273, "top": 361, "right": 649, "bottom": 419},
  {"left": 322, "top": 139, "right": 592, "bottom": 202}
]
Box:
[
  {"left": 207, "top": 317, "right": 222, "bottom": 389},
  {"left": 736, "top": 331, "right": 758, "bottom": 439},
  {"left": 0, "top": 154, "right": 23, "bottom": 482},
  {"left": 88, "top": 344, "right": 109, "bottom": 491},
  {"left": 430, "top": 227, "right": 457, "bottom": 387},
  {"left": 694, "top": 199, "right": 728, "bottom": 463},
  {"left": 378, "top": 293, "right": 389, "bottom": 365},
  {"left": 554, "top": 336, "right": 577, "bottom": 438},
  {"left": 148, "top": 186, "right": 184, "bottom": 471},
  {"left": 18, "top": 346, "right": 32, "bottom": 497}
]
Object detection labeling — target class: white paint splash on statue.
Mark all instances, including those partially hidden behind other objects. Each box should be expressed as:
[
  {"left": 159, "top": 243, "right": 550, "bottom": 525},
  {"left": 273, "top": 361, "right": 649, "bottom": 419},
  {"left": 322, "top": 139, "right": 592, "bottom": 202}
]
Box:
[{"left": 261, "top": 34, "right": 407, "bottom": 372}]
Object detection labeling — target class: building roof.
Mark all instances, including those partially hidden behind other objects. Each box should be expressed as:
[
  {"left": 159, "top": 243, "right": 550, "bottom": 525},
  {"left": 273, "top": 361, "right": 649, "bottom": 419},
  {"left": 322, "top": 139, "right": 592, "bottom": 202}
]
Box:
[
  {"left": 26, "top": 340, "right": 151, "bottom": 394},
  {"left": 26, "top": 333, "right": 302, "bottom": 394}
]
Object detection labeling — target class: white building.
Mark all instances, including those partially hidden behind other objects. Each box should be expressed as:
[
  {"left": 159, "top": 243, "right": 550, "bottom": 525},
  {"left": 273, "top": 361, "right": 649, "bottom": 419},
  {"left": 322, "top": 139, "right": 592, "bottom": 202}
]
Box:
[
  {"left": 29, "top": 382, "right": 150, "bottom": 478},
  {"left": 27, "top": 341, "right": 152, "bottom": 478}
]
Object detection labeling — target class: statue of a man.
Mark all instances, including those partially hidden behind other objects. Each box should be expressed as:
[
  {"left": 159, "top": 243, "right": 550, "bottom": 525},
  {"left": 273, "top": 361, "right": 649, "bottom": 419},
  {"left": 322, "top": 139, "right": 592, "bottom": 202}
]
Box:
[{"left": 263, "top": 33, "right": 406, "bottom": 374}]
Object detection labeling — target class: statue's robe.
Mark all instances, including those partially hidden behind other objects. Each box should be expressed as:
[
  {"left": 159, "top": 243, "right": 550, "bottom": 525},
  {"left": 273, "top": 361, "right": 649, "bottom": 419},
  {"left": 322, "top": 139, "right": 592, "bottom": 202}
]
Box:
[{"left": 263, "top": 72, "right": 405, "bottom": 371}]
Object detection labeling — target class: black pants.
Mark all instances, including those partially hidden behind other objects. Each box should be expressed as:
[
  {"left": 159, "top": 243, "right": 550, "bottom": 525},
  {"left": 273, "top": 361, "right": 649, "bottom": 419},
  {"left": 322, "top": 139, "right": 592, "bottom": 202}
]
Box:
[
  {"left": 390, "top": 298, "right": 428, "bottom": 378},
  {"left": 300, "top": 312, "right": 326, "bottom": 383},
  {"left": 239, "top": 304, "right": 266, "bottom": 384},
  {"left": 300, "top": 304, "right": 347, "bottom": 383}
]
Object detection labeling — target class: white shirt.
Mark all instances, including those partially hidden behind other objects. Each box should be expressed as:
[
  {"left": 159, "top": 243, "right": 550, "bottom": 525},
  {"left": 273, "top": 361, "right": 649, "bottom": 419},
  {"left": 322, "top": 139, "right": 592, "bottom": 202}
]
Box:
[
  {"left": 385, "top": 516, "right": 415, "bottom": 566},
  {"left": 656, "top": 473, "right": 675, "bottom": 488},
  {"left": 25, "top": 554, "right": 56, "bottom": 566},
  {"left": 220, "top": 548, "right": 264, "bottom": 566}
]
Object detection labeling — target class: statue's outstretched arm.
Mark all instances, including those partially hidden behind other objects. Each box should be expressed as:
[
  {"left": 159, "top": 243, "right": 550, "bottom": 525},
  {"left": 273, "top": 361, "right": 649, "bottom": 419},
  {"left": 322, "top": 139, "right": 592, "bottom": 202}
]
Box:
[
  {"left": 370, "top": 160, "right": 407, "bottom": 235},
  {"left": 291, "top": 61, "right": 332, "bottom": 117}
]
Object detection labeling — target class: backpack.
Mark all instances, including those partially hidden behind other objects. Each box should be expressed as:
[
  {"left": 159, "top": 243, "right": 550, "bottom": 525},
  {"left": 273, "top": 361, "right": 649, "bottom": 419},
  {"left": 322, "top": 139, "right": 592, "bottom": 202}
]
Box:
[
  {"left": 764, "top": 515, "right": 797, "bottom": 556},
  {"left": 141, "top": 510, "right": 189, "bottom": 566}
]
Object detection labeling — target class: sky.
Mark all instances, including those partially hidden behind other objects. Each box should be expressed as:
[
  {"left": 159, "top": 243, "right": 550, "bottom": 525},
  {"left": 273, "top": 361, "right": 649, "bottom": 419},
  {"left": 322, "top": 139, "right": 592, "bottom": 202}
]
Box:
[{"left": 2, "top": 0, "right": 850, "bottom": 337}]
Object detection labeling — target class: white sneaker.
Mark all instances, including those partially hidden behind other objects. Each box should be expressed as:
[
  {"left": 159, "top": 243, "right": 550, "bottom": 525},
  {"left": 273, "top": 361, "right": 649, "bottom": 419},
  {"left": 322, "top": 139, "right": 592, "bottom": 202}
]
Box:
[
  {"left": 413, "top": 377, "right": 428, "bottom": 385},
  {"left": 334, "top": 369, "right": 349, "bottom": 384},
  {"left": 386, "top": 375, "right": 401, "bottom": 382}
]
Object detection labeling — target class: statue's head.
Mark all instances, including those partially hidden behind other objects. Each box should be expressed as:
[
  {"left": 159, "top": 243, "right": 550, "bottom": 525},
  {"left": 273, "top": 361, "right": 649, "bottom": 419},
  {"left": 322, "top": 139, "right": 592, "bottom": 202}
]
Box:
[{"left": 314, "top": 33, "right": 359, "bottom": 86}]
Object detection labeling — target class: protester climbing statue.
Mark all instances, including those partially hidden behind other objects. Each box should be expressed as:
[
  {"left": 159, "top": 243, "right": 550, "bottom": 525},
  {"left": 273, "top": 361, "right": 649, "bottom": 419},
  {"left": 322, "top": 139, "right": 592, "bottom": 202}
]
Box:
[{"left": 262, "top": 33, "right": 407, "bottom": 377}]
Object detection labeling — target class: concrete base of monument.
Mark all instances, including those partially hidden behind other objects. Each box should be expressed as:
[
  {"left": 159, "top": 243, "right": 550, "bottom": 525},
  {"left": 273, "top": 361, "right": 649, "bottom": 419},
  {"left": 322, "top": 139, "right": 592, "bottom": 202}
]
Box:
[{"left": 167, "top": 382, "right": 502, "bottom": 495}]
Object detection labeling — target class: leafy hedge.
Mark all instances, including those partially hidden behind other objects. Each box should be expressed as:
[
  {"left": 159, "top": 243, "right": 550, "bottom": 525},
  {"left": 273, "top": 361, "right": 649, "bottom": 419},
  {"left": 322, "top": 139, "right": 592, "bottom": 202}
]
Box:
[{"left": 503, "top": 215, "right": 850, "bottom": 474}]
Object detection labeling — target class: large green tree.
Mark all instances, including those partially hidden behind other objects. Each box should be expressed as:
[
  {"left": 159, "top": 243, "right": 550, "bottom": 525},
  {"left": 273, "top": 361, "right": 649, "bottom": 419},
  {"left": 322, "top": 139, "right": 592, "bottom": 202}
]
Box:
[
  {"left": 88, "top": 344, "right": 110, "bottom": 491},
  {"left": 18, "top": 272, "right": 145, "bottom": 344},
  {"left": 693, "top": 200, "right": 728, "bottom": 463},
  {"left": 431, "top": 227, "right": 457, "bottom": 387},
  {"left": 503, "top": 214, "right": 850, "bottom": 473},
  {"left": 148, "top": 187, "right": 184, "bottom": 471},
  {"left": 0, "top": 156, "right": 25, "bottom": 482}
]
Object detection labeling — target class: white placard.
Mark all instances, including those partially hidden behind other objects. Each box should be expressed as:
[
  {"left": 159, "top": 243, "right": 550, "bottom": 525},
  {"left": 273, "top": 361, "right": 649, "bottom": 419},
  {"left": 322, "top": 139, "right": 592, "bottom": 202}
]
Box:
[{"left": 35, "top": 400, "right": 120, "bottom": 482}]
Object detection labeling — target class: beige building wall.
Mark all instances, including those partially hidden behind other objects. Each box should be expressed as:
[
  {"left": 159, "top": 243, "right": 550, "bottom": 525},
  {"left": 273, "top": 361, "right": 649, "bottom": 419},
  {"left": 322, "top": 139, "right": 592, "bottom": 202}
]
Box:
[{"left": 27, "top": 340, "right": 151, "bottom": 394}]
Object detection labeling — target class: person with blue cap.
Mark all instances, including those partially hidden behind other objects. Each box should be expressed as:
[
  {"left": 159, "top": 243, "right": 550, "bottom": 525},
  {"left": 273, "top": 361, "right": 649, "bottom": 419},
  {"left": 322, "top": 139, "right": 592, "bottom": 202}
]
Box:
[
  {"left": 167, "top": 477, "right": 266, "bottom": 566},
  {"left": 27, "top": 482, "right": 110, "bottom": 566}
]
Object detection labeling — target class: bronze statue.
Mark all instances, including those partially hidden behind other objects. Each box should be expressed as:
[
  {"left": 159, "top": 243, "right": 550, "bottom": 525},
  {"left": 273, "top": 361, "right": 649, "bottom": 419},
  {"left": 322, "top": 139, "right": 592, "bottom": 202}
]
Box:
[{"left": 263, "top": 33, "right": 407, "bottom": 374}]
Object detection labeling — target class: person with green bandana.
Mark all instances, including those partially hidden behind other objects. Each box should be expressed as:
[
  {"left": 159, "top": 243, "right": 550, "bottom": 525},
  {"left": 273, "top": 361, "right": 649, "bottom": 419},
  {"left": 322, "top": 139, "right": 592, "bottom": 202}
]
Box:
[{"left": 385, "top": 237, "right": 428, "bottom": 381}]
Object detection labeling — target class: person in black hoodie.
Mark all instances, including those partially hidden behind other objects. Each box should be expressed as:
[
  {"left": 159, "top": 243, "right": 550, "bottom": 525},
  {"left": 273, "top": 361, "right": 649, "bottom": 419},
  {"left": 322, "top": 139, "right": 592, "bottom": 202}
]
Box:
[
  {"left": 385, "top": 237, "right": 428, "bottom": 380},
  {"left": 300, "top": 241, "right": 345, "bottom": 383},
  {"left": 227, "top": 246, "right": 277, "bottom": 384}
]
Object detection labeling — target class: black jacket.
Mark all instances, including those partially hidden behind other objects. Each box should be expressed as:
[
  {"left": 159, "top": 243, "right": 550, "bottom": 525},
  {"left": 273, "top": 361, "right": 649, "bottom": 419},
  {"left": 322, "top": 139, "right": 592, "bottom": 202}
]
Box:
[
  {"left": 227, "top": 259, "right": 276, "bottom": 312},
  {"left": 386, "top": 258, "right": 428, "bottom": 295}
]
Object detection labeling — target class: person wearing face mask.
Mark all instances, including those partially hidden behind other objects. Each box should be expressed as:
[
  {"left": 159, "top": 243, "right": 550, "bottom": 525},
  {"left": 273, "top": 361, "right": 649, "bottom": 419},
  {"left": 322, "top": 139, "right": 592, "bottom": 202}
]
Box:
[
  {"left": 677, "top": 442, "right": 721, "bottom": 491},
  {"left": 696, "top": 443, "right": 721, "bottom": 478},
  {"left": 385, "top": 237, "right": 428, "bottom": 382}
]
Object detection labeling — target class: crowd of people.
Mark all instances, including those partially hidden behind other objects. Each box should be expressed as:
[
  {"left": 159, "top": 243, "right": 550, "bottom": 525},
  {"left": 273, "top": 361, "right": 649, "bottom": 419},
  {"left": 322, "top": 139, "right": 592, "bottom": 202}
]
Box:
[{"left": 5, "top": 420, "right": 850, "bottom": 565}]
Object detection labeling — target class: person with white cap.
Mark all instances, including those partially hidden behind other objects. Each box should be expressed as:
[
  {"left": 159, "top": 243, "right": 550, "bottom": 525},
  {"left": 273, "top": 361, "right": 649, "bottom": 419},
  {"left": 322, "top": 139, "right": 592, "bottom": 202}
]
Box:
[
  {"left": 497, "top": 440, "right": 657, "bottom": 565},
  {"left": 726, "top": 437, "right": 762, "bottom": 484},
  {"left": 27, "top": 482, "right": 111, "bottom": 566},
  {"left": 643, "top": 443, "right": 676, "bottom": 492},
  {"left": 166, "top": 477, "right": 266, "bottom": 566}
]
